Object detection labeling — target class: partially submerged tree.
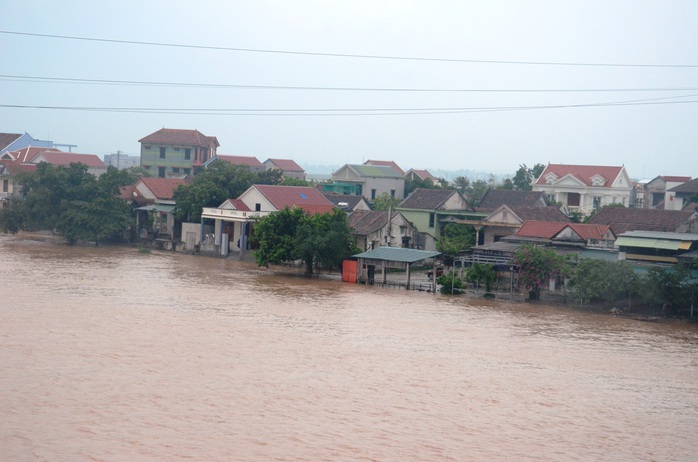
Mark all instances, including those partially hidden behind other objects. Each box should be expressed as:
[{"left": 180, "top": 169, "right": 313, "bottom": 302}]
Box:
[
  {"left": 568, "top": 259, "right": 638, "bottom": 305},
  {"left": 253, "top": 207, "right": 359, "bottom": 275},
  {"left": 466, "top": 262, "right": 497, "bottom": 293},
  {"left": 436, "top": 223, "right": 475, "bottom": 266},
  {"left": 0, "top": 164, "right": 134, "bottom": 245},
  {"left": 513, "top": 244, "right": 568, "bottom": 300}
]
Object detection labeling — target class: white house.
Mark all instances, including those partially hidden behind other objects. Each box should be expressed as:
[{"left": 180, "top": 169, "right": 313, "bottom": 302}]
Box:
[
  {"left": 328, "top": 164, "right": 405, "bottom": 200},
  {"left": 532, "top": 164, "right": 633, "bottom": 214}
]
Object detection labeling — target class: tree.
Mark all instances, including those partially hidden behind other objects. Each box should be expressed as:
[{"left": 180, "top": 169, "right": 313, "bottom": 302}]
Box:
[
  {"left": 568, "top": 259, "right": 638, "bottom": 305},
  {"left": 512, "top": 163, "right": 546, "bottom": 191},
  {"left": 640, "top": 266, "right": 692, "bottom": 316},
  {"left": 0, "top": 162, "right": 134, "bottom": 245},
  {"left": 405, "top": 176, "right": 436, "bottom": 196},
  {"left": 513, "top": 244, "right": 568, "bottom": 300},
  {"left": 253, "top": 208, "right": 359, "bottom": 275},
  {"left": 466, "top": 262, "right": 496, "bottom": 292},
  {"left": 279, "top": 177, "right": 310, "bottom": 186},
  {"left": 172, "top": 160, "right": 258, "bottom": 222},
  {"left": 453, "top": 176, "right": 470, "bottom": 192},
  {"left": 436, "top": 223, "right": 475, "bottom": 265},
  {"left": 465, "top": 179, "right": 489, "bottom": 206},
  {"left": 372, "top": 192, "right": 401, "bottom": 211}
]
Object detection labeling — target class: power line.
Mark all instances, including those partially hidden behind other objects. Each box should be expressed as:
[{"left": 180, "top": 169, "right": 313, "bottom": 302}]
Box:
[
  {"left": 2, "top": 30, "right": 698, "bottom": 69},
  {"left": 2, "top": 74, "right": 698, "bottom": 93},
  {"left": 2, "top": 95, "right": 696, "bottom": 116}
]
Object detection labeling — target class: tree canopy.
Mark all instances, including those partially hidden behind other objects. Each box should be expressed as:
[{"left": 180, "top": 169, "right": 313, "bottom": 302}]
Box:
[
  {"left": 436, "top": 223, "right": 475, "bottom": 265},
  {"left": 173, "top": 160, "right": 280, "bottom": 222},
  {"left": 512, "top": 163, "right": 546, "bottom": 191},
  {"left": 513, "top": 244, "right": 569, "bottom": 300},
  {"left": 253, "top": 207, "right": 359, "bottom": 275},
  {"left": 0, "top": 164, "right": 135, "bottom": 245},
  {"left": 372, "top": 192, "right": 401, "bottom": 211}
]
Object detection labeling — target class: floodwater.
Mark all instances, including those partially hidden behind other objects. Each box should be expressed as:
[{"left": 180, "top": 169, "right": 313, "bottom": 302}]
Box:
[{"left": 1, "top": 233, "right": 697, "bottom": 462}]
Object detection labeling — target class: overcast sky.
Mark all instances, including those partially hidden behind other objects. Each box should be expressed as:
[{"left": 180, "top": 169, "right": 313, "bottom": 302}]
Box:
[{"left": 2, "top": 1, "right": 697, "bottom": 179}]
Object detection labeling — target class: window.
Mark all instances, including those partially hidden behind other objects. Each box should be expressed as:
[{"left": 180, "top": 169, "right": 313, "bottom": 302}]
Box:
[
  {"left": 2, "top": 179, "right": 8, "bottom": 192},
  {"left": 371, "top": 189, "right": 377, "bottom": 200},
  {"left": 159, "top": 147, "right": 166, "bottom": 159},
  {"left": 172, "top": 167, "right": 180, "bottom": 173},
  {"left": 429, "top": 212, "right": 435, "bottom": 228},
  {"left": 593, "top": 196, "right": 601, "bottom": 210},
  {"left": 183, "top": 168, "right": 191, "bottom": 175},
  {"left": 390, "top": 190, "right": 395, "bottom": 197},
  {"left": 568, "top": 192, "right": 580, "bottom": 207},
  {"left": 184, "top": 149, "right": 191, "bottom": 160},
  {"left": 158, "top": 167, "right": 166, "bottom": 178},
  {"left": 255, "top": 203, "right": 261, "bottom": 211}
]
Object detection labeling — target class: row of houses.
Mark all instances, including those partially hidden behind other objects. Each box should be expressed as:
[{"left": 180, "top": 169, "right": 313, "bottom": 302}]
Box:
[{"left": 2, "top": 128, "right": 698, "bottom": 270}]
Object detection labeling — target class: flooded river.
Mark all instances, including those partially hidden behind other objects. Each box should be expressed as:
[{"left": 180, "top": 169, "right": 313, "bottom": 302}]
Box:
[{"left": 1, "top": 233, "right": 697, "bottom": 461}]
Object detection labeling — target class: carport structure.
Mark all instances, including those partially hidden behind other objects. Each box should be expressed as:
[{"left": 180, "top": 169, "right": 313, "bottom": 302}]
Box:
[{"left": 352, "top": 247, "right": 441, "bottom": 291}]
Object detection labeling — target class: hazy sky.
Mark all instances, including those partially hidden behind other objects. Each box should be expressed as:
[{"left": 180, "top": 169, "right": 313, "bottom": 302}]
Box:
[{"left": 2, "top": 1, "right": 698, "bottom": 179}]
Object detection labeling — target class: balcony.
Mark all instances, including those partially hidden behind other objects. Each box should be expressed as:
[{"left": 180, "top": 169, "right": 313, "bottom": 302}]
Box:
[{"left": 201, "top": 207, "right": 269, "bottom": 221}]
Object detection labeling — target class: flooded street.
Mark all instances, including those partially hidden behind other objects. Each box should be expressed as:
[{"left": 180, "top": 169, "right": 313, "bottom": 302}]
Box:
[{"left": 1, "top": 233, "right": 697, "bottom": 461}]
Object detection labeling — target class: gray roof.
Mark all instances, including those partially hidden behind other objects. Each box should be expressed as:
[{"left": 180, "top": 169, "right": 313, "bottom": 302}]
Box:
[
  {"left": 353, "top": 247, "right": 440, "bottom": 263},
  {"left": 321, "top": 192, "right": 367, "bottom": 210},
  {"left": 347, "top": 210, "right": 389, "bottom": 235},
  {"left": 668, "top": 177, "right": 698, "bottom": 194},
  {"left": 399, "top": 188, "right": 464, "bottom": 210},
  {"left": 618, "top": 230, "right": 698, "bottom": 241},
  {"left": 477, "top": 189, "right": 547, "bottom": 212},
  {"left": 348, "top": 164, "right": 403, "bottom": 178}
]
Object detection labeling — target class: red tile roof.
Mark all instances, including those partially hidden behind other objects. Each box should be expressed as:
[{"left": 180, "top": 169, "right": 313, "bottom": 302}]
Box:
[
  {"left": 516, "top": 221, "right": 613, "bottom": 241},
  {"left": 3, "top": 146, "right": 62, "bottom": 163},
  {"left": 264, "top": 158, "right": 304, "bottom": 172},
  {"left": 224, "top": 198, "right": 251, "bottom": 211},
  {"left": 254, "top": 185, "right": 333, "bottom": 212},
  {"left": 139, "top": 177, "right": 187, "bottom": 200},
  {"left": 535, "top": 164, "right": 624, "bottom": 187},
  {"left": 515, "top": 221, "right": 568, "bottom": 239},
  {"left": 0, "top": 160, "right": 37, "bottom": 174},
  {"left": 139, "top": 128, "right": 219, "bottom": 148},
  {"left": 33, "top": 151, "right": 105, "bottom": 168},
  {"left": 0, "top": 133, "right": 22, "bottom": 150},
  {"left": 364, "top": 160, "right": 405, "bottom": 175},
  {"left": 217, "top": 155, "right": 264, "bottom": 168}
]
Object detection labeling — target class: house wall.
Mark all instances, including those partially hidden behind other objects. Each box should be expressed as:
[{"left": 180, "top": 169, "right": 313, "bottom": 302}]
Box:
[
  {"left": 140, "top": 143, "right": 214, "bottom": 178},
  {"left": 363, "top": 176, "right": 405, "bottom": 200},
  {"left": 238, "top": 188, "right": 276, "bottom": 212}
]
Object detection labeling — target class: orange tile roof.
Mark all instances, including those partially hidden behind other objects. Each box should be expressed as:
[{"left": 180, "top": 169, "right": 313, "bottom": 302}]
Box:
[
  {"left": 139, "top": 177, "right": 187, "bottom": 200},
  {"left": 217, "top": 155, "right": 264, "bottom": 168},
  {"left": 34, "top": 151, "right": 105, "bottom": 168},
  {"left": 264, "top": 158, "right": 304, "bottom": 172},
  {"left": 536, "top": 164, "right": 624, "bottom": 187},
  {"left": 254, "top": 185, "right": 333, "bottom": 212},
  {"left": 139, "top": 128, "right": 219, "bottom": 148}
]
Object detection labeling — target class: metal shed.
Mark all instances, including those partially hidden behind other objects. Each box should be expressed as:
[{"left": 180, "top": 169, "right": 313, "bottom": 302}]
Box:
[{"left": 352, "top": 247, "right": 441, "bottom": 290}]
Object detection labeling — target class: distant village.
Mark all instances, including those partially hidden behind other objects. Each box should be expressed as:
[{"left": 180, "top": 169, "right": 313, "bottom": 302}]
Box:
[{"left": 1, "top": 128, "right": 698, "bottom": 293}]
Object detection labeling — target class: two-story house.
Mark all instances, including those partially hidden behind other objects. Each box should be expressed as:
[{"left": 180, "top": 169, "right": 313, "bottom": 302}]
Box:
[
  {"left": 200, "top": 185, "right": 335, "bottom": 257},
  {"left": 642, "top": 175, "right": 691, "bottom": 210},
  {"left": 139, "top": 128, "right": 219, "bottom": 178},
  {"left": 326, "top": 164, "right": 405, "bottom": 200},
  {"left": 532, "top": 164, "right": 633, "bottom": 214},
  {"left": 396, "top": 188, "right": 476, "bottom": 251}
]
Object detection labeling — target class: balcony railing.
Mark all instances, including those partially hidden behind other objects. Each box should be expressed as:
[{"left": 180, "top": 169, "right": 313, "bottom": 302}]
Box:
[{"left": 201, "top": 207, "right": 269, "bottom": 221}]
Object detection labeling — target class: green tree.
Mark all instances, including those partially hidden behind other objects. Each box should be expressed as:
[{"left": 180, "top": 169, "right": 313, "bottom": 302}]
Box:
[
  {"left": 372, "top": 192, "right": 401, "bottom": 211},
  {"left": 513, "top": 244, "right": 568, "bottom": 300},
  {"left": 405, "top": 176, "right": 436, "bottom": 196},
  {"left": 173, "top": 160, "right": 258, "bottom": 222},
  {"left": 437, "top": 271, "right": 465, "bottom": 295},
  {"left": 640, "top": 266, "right": 692, "bottom": 316},
  {"left": 453, "top": 176, "right": 470, "bottom": 192},
  {"left": 466, "top": 262, "right": 497, "bottom": 292},
  {"left": 253, "top": 207, "right": 359, "bottom": 275},
  {"left": 0, "top": 162, "right": 134, "bottom": 245},
  {"left": 279, "top": 177, "right": 310, "bottom": 186},
  {"left": 436, "top": 223, "right": 475, "bottom": 265},
  {"left": 512, "top": 163, "right": 546, "bottom": 191},
  {"left": 568, "top": 259, "right": 638, "bottom": 305},
  {"left": 465, "top": 179, "right": 489, "bottom": 206}
]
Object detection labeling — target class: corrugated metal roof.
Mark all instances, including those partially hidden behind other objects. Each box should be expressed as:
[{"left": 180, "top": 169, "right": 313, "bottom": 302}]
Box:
[
  {"left": 353, "top": 247, "right": 441, "bottom": 263},
  {"left": 615, "top": 236, "right": 681, "bottom": 250}
]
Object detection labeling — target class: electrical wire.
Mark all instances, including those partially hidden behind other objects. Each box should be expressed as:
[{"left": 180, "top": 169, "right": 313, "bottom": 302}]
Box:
[{"left": 2, "top": 30, "right": 698, "bottom": 68}]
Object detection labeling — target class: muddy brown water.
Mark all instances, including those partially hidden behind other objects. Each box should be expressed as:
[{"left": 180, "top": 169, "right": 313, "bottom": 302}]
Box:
[{"left": 1, "top": 233, "right": 697, "bottom": 461}]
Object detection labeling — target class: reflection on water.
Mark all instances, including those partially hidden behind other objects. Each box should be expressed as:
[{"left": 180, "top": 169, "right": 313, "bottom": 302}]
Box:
[{"left": 1, "top": 233, "right": 697, "bottom": 461}]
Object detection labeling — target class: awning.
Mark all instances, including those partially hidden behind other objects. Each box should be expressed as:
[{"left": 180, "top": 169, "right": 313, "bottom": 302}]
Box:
[
  {"left": 615, "top": 236, "right": 683, "bottom": 250},
  {"left": 353, "top": 247, "right": 441, "bottom": 263}
]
